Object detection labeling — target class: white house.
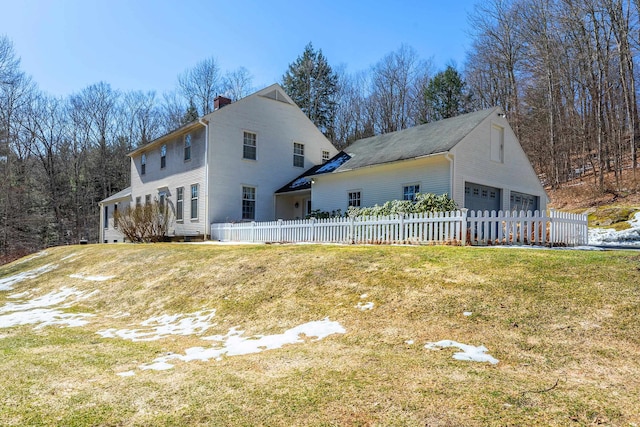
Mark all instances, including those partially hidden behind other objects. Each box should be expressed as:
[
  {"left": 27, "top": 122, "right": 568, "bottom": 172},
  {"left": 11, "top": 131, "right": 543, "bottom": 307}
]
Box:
[
  {"left": 99, "top": 84, "right": 339, "bottom": 243},
  {"left": 277, "top": 107, "right": 547, "bottom": 215}
]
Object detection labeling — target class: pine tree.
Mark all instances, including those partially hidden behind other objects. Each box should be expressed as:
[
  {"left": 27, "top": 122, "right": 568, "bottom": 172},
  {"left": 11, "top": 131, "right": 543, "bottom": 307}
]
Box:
[
  {"left": 181, "top": 99, "right": 199, "bottom": 124},
  {"left": 282, "top": 43, "right": 338, "bottom": 139},
  {"left": 424, "top": 66, "right": 472, "bottom": 122}
]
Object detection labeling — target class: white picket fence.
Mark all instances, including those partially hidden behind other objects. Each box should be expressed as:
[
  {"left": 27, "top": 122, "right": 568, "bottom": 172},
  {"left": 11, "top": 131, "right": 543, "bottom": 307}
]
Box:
[{"left": 210, "top": 209, "right": 588, "bottom": 246}]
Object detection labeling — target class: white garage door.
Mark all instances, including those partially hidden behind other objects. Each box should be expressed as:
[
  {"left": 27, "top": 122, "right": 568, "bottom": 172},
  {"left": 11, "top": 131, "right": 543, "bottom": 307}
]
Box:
[{"left": 464, "top": 183, "right": 501, "bottom": 212}]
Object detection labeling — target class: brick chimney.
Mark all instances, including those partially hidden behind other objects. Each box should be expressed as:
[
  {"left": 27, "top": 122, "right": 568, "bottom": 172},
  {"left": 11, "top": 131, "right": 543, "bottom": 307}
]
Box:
[{"left": 214, "top": 96, "right": 232, "bottom": 110}]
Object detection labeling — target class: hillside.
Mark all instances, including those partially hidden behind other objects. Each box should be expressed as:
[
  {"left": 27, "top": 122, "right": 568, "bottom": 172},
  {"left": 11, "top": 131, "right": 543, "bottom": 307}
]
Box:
[{"left": 1, "top": 243, "right": 639, "bottom": 426}]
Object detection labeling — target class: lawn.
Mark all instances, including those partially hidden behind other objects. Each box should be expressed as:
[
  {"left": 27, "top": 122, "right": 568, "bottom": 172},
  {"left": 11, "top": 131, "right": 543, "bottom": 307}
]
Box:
[{"left": 0, "top": 243, "right": 639, "bottom": 426}]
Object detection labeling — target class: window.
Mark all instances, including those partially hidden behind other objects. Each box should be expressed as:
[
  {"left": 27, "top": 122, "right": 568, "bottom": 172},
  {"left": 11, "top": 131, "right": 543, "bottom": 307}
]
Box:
[
  {"left": 159, "top": 193, "right": 166, "bottom": 214},
  {"left": 243, "top": 131, "right": 256, "bottom": 160},
  {"left": 160, "top": 144, "right": 167, "bottom": 169},
  {"left": 403, "top": 184, "right": 420, "bottom": 201},
  {"left": 141, "top": 153, "right": 146, "bottom": 175},
  {"left": 322, "top": 150, "right": 330, "bottom": 163},
  {"left": 242, "top": 186, "right": 256, "bottom": 220},
  {"left": 136, "top": 196, "right": 141, "bottom": 207},
  {"left": 190, "top": 184, "right": 198, "bottom": 220},
  {"left": 176, "top": 187, "right": 184, "bottom": 221},
  {"left": 145, "top": 194, "right": 151, "bottom": 205},
  {"left": 114, "top": 204, "right": 118, "bottom": 227},
  {"left": 293, "top": 142, "right": 304, "bottom": 167},
  {"left": 103, "top": 206, "right": 109, "bottom": 229},
  {"left": 184, "top": 134, "right": 192, "bottom": 161},
  {"left": 348, "top": 191, "right": 361, "bottom": 207}
]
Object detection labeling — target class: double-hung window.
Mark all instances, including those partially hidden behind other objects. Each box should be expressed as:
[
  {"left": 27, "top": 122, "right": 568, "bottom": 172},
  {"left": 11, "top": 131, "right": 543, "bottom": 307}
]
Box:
[
  {"left": 243, "top": 131, "right": 257, "bottom": 160},
  {"left": 403, "top": 184, "right": 420, "bottom": 201},
  {"left": 141, "top": 154, "right": 146, "bottom": 175},
  {"left": 160, "top": 144, "right": 167, "bottom": 169},
  {"left": 176, "top": 187, "right": 184, "bottom": 221},
  {"left": 184, "top": 134, "right": 192, "bottom": 161},
  {"left": 322, "top": 150, "right": 330, "bottom": 163},
  {"left": 348, "top": 191, "right": 361, "bottom": 207},
  {"left": 293, "top": 143, "right": 304, "bottom": 167},
  {"left": 190, "top": 184, "right": 198, "bottom": 220},
  {"left": 242, "top": 186, "right": 256, "bottom": 220}
]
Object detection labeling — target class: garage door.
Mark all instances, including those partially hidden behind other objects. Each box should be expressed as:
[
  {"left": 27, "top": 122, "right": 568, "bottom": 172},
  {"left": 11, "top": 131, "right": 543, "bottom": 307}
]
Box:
[
  {"left": 464, "top": 182, "right": 501, "bottom": 212},
  {"left": 509, "top": 191, "right": 538, "bottom": 212}
]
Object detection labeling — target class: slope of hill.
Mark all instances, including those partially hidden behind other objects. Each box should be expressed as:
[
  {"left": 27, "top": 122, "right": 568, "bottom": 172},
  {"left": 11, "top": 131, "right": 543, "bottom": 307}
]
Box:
[{"left": 1, "top": 243, "right": 639, "bottom": 426}]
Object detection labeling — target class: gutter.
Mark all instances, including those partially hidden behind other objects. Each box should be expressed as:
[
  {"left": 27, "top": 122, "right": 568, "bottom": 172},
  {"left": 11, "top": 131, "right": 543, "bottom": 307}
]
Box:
[{"left": 199, "top": 118, "right": 210, "bottom": 240}]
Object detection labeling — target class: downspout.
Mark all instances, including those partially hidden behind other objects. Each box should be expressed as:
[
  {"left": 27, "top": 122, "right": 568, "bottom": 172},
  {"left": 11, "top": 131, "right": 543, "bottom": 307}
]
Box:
[
  {"left": 199, "top": 118, "right": 210, "bottom": 240},
  {"left": 445, "top": 152, "right": 455, "bottom": 204}
]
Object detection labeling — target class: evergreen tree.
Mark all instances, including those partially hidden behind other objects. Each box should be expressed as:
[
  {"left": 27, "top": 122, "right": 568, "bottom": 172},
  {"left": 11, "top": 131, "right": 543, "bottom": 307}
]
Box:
[
  {"left": 424, "top": 65, "right": 472, "bottom": 122},
  {"left": 181, "top": 99, "right": 199, "bottom": 124},
  {"left": 282, "top": 43, "right": 338, "bottom": 139}
]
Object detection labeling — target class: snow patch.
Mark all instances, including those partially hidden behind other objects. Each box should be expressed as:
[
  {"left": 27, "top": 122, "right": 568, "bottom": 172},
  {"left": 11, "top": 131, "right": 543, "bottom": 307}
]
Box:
[
  {"left": 0, "top": 286, "right": 95, "bottom": 329},
  {"left": 588, "top": 212, "right": 640, "bottom": 246},
  {"left": 97, "top": 309, "right": 217, "bottom": 341},
  {"left": 70, "top": 273, "right": 115, "bottom": 282},
  {"left": 117, "top": 371, "right": 136, "bottom": 377},
  {"left": 140, "top": 318, "right": 346, "bottom": 371},
  {"left": 0, "top": 264, "right": 57, "bottom": 291},
  {"left": 356, "top": 301, "right": 374, "bottom": 311},
  {"left": 425, "top": 340, "right": 499, "bottom": 364},
  {"left": 463, "top": 311, "right": 473, "bottom": 316}
]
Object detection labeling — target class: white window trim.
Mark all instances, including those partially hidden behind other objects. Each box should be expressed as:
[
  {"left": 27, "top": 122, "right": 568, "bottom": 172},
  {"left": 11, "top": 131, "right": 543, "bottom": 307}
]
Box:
[
  {"left": 347, "top": 189, "right": 362, "bottom": 207},
  {"left": 190, "top": 184, "right": 198, "bottom": 221},
  {"left": 402, "top": 183, "right": 421, "bottom": 201},
  {"left": 243, "top": 130, "right": 257, "bottom": 161}
]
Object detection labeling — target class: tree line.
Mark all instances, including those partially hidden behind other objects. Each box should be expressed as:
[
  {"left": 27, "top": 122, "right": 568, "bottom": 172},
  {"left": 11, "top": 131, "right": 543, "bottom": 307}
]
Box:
[
  {"left": 2, "top": 0, "right": 639, "bottom": 259},
  {"left": 466, "top": 0, "right": 639, "bottom": 190}
]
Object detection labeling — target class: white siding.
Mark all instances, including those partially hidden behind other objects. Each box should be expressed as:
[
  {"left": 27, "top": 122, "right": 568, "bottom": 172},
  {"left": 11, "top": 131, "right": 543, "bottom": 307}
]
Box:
[
  {"left": 130, "top": 126, "right": 208, "bottom": 237},
  {"left": 312, "top": 156, "right": 450, "bottom": 213},
  {"left": 100, "top": 201, "right": 127, "bottom": 243},
  {"left": 451, "top": 114, "right": 547, "bottom": 212},
  {"left": 206, "top": 88, "right": 338, "bottom": 223}
]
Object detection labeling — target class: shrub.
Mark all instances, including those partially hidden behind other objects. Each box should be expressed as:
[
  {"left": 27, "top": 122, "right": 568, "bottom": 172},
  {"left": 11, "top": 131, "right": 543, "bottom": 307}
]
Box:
[
  {"left": 114, "top": 201, "right": 172, "bottom": 243},
  {"left": 347, "top": 193, "right": 457, "bottom": 217}
]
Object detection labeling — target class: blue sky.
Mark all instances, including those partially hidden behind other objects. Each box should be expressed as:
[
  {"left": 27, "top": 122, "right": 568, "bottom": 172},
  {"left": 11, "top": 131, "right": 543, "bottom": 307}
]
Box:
[{"left": 2, "top": 0, "right": 478, "bottom": 97}]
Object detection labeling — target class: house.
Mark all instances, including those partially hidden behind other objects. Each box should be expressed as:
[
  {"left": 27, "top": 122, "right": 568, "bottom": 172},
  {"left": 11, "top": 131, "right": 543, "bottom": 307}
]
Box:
[
  {"left": 276, "top": 107, "right": 547, "bottom": 215},
  {"left": 99, "top": 84, "right": 339, "bottom": 243}
]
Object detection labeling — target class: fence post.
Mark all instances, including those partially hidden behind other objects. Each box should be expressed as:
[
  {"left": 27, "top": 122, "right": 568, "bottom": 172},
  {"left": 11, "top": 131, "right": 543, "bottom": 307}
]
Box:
[
  {"left": 349, "top": 216, "right": 355, "bottom": 244},
  {"left": 548, "top": 208, "right": 555, "bottom": 246},
  {"left": 251, "top": 221, "right": 256, "bottom": 243},
  {"left": 461, "top": 208, "right": 468, "bottom": 246},
  {"left": 399, "top": 213, "right": 405, "bottom": 242},
  {"left": 277, "top": 219, "right": 283, "bottom": 242},
  {"left": 310, "top": 217, "right": 316, "bottom": 242}
]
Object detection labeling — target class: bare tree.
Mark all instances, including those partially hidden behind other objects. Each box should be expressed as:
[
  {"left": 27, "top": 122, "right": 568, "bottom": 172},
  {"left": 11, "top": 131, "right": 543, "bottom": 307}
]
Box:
[
  {"left": 178, "top": 57, "right": 221, "bottom": 116},
  {"left": 222, "top": 66, "right": 254, "bottom": 101}
]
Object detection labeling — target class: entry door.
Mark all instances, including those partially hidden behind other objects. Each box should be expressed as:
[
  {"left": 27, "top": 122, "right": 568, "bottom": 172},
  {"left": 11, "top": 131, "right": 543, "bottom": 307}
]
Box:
[{"left": 464, "top": 182, "right": 501, "bottom": 212}]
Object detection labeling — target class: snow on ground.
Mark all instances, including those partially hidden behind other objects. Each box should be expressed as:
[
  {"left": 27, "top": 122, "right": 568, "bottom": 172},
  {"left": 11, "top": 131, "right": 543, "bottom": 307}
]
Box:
[
  {"left": 138, "top": 318, "right": 346, "bottom": 372},
  {"left": 69, "top": 273, "right": 115, "bottom": 282},
  {"left": 425, "top": 340, "right": 499, "bottom": 364},
  {"left": 356, "top": 301, "right": 374, "bottom": 311},
  {"left": 0, "top": 264, "right": 57, "bottom": 291},
  {"left": 589, "top": 212, "right": 640, "bottom": 246},
  {"left": 0, "top": 287, "right": 95, "bottom": 329},
  {"left": 97, "top": 309, "right": 217, "bottom": 341}
]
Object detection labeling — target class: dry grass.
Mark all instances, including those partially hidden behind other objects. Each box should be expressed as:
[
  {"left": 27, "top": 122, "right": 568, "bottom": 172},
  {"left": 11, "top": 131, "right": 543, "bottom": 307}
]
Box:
[{"left": 1, "top": 243, "right": 640, "bottom": 426}]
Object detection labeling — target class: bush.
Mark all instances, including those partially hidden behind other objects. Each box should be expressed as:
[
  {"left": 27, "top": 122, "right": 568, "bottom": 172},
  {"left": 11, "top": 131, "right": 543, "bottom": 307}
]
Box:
[
  {"left": 114, "top": 202, "right": 172, "bottom": 243},
  {"left": 347, "top": 193, "right": 457, "bottom": 217}
]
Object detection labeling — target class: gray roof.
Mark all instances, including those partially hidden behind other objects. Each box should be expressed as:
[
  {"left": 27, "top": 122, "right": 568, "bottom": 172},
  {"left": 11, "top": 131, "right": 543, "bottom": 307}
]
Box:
[
  {"left": 100, "top": 187, "right": 131, "bottom": 204},
  {"left": 332, "top": 107, "right": 499, "bottom": 173}
]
